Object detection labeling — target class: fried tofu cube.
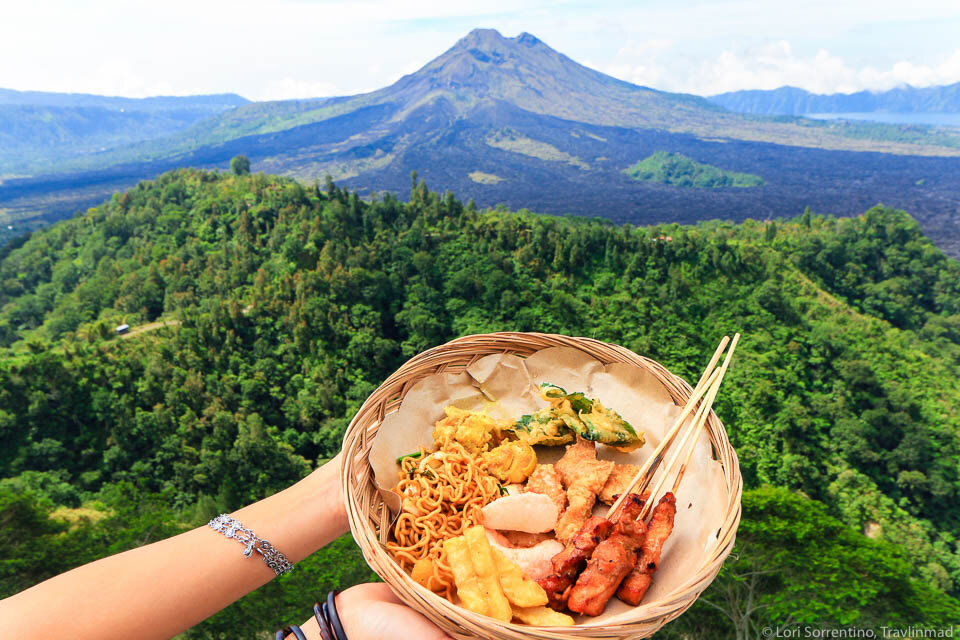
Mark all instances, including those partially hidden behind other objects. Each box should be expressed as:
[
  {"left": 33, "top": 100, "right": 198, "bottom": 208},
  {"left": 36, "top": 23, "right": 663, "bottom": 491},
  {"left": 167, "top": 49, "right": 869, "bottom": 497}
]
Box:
[
  {"left": 443, "top": 536, "right": 487, "bottom": 616},
  {"left": 464, "top": 525, "right": 513, "bottom": 622},
  {"left": 492, "top": 549, "right": 548, "bottom": 607},
  {"left": 511, "top": 605, "right": 575, "bottom": 626}
]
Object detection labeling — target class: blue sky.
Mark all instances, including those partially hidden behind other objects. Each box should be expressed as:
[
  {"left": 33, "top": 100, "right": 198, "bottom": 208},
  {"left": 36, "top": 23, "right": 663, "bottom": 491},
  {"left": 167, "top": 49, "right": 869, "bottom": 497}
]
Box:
[{"left": 2, "top": 0, "right": 959, "bottom": 100}]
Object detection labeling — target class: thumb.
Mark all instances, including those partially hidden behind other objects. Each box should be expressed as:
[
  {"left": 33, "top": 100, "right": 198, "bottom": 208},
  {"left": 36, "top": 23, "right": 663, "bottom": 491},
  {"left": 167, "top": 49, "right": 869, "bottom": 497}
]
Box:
[{"left": 339, "top": 599, "right": 455, "bottom": 640}]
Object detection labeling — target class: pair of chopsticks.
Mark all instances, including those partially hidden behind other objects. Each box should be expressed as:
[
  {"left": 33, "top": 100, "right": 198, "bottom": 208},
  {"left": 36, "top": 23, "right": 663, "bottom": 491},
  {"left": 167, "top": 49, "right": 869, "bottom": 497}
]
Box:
[{"left": 608, "top": 333, "right": 740, "bottom": 522}]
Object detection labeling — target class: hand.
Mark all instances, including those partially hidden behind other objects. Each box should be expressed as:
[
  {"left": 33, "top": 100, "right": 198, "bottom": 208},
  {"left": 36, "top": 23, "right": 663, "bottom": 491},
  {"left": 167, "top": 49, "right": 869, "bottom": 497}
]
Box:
[{"left": 333, "top": 583, "right": 454, "bottom": 640}]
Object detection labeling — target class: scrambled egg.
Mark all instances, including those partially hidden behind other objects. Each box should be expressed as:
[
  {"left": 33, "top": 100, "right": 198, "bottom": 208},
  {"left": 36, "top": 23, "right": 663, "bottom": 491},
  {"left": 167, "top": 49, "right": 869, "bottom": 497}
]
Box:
[
  {"left": 433, "top": 406, "right": 508, "bottom": 453},
  {"left": 431, "top": 406, "right": 539, "bottom": 483}
]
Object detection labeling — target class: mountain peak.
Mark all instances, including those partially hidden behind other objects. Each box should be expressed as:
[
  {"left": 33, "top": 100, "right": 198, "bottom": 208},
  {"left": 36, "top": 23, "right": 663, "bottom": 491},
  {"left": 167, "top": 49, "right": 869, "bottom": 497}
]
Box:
[
  {"left": 380, "top": 27, "right": 713, "bottom": 126},
  {"left": 516, "top": 32, "right": 542, "bottom": 47},
  {"left": 458, "top": 28, "right": 507, "bottom": 48},
  {"left": 453, "top": 28, "right": 544, "bottom": 55}
]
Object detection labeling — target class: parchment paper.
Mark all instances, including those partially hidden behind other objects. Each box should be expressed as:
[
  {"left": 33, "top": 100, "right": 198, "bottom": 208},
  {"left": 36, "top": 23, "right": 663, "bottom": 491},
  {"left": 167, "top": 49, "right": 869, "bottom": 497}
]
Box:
[{"left": 367, "top": 347, "right": 729, "bottom": 625}]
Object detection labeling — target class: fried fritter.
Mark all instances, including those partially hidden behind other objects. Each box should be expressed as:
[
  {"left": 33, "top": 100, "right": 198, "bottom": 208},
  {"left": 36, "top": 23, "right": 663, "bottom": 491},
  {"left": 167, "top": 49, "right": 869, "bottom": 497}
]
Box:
[
  {"left": 511, "top": 604, "right": 575, "bottom": 626},
  {"left": 483, "top": 440, "right": 538, "bottom": 483},
  {"left": 443, "top": 536, "right": 487, "bottom": 616},
  {"left": 526, "top": 464, "right": 566, "bottom": 520},
  {"left": 492, "top": 549, "right": 549, "bottom": 607},
  {"left": 599, "top": 463, "right": 640, "bottom": 505},
  {"left": 433, "top": 406, "right": 506, "bottom": 453},
  {"left": 534, "top": 383, "right": 645, "bottom": 451},
  {"left": 554, "top": 439, "right": 613, "bottom": 543},
  {"left": 555, "top": 438, "right": 601, "bottom": 485},
  {"left": 511, "top": 409, "right": 577, "bottom": 447},
  {"left": 464, "top": 525, "right": 513, "bottom": 622}
]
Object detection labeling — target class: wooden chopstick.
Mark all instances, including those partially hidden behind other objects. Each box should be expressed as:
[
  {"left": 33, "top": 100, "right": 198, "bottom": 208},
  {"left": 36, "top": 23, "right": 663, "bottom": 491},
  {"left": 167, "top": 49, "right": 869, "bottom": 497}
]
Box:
[
  {"left": 607, "top": 335, "right": 731, "bottom": 519},
  {"left": 638, "top": 333, "right": 740, "bottom": 521}
]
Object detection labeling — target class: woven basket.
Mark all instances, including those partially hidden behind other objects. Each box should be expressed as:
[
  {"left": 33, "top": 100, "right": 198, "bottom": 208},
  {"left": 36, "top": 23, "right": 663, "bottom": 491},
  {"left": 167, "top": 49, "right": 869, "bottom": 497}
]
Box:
[{"left": 341, "top": 332, "right": 742, "bottom": 639}]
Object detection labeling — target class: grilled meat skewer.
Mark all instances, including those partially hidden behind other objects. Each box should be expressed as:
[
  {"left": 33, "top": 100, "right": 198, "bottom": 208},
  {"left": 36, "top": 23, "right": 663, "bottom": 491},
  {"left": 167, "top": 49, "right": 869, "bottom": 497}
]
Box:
[
  {"left": 537, "top": 493, "right": 645, "bottom": 610},
  {"left": 567, "top": 515, "right": 647, "bottom": 616},
  {"left": 617, "top": 492, "right": 677, "bottom": 605}
]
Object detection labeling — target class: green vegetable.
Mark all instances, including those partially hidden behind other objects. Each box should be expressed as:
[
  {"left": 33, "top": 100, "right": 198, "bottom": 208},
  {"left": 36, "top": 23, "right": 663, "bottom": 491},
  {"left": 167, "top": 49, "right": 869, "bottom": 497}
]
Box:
[
  {"left": 395, "top": 451, "right": 423, "bottom": 465},
  {"left": 566, "top": 392, "right": 593, "bottom": 413}
]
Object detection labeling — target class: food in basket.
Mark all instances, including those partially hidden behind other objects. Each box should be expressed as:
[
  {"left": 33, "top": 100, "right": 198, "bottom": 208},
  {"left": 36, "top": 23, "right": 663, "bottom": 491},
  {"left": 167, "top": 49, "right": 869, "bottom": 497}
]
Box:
[
  {"left": 433, "top": 405, "right": 510, "bottom": 454},
  {"left": 442, "top": 524, "right": 576, "bottom": 624},
  {"left": 554, "top": 438, "right": 614, "bottom": 542},
  {"left": 383, "top": 386, "right": 686, "bottom": 625},
  {"left": 600, "top": 463, "right": 641, "bottom": 505},
  {"left": 359, "top": 335, "right": 740, "bottom": 635},
  {"left": 525, "top": 463, "right": 566, "bottom": 518},
  {"left": 485, "top": 530, "right": 563, "bottom": 581},
  {"left": 566, "top": 497, "right": 648, "bottom": 616},
  {"left": 482, "top": 440, "right": 538, "bottom": 483}
]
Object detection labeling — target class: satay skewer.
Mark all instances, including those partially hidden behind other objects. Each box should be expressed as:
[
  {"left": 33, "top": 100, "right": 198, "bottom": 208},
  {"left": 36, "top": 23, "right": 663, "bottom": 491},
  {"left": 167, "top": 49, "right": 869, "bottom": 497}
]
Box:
[
  {"left": 607, "top": 335, "right": 730, "bottom": 519},
  {"left": 616, "top": 334, "right": 740, "bottom": 606},
  {"left": 641, "top": 333, "right": 740, "bottom": 520}
]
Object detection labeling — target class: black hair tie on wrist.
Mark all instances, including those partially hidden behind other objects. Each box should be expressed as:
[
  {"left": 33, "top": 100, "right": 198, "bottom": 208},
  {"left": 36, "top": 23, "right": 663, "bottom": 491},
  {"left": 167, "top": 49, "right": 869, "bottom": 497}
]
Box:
[
  {"left": 275, "top": 625, "right": 307, "bottom": 640},
  {"left": 314, "top": 601, "right": 334, "bottom": 640},
  {"left": 275, "top": 591, "right": 345, "bottom": 640},
  {"left": 326, "top": 590, "right": 348, "bottom": 640}
]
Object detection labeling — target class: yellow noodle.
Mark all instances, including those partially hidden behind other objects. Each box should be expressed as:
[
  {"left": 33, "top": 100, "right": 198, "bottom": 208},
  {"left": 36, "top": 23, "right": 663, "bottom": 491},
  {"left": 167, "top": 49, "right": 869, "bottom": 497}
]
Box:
[{"left": 386, "top": 440, "right": 500, "bottom": 597}]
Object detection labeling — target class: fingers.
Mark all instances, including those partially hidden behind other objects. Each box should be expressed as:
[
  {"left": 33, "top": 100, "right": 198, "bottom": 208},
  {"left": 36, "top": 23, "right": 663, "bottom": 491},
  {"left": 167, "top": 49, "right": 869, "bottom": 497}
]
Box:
[{"left": 336, "top": 585, "right": 454, "bottom": 640}]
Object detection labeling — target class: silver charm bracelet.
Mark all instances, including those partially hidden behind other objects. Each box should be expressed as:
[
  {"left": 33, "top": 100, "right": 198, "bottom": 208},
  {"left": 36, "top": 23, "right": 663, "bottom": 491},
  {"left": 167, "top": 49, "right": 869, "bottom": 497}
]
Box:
[{"left": 209, "top": 513, "right": 294, "bottom": 576}]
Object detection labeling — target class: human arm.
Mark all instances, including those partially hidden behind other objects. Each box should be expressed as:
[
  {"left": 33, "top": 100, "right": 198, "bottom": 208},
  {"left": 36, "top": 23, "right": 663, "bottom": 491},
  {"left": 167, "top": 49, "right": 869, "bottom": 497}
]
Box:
[{"left": 0, "top": 454, "right": 348, "bottom": 640}]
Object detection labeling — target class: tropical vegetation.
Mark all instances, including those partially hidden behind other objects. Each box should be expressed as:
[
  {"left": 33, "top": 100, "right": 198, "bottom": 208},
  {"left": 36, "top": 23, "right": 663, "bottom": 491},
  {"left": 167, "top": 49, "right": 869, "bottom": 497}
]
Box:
[{"left": 2, "top": 166, "right": 958, "bottom": 637}]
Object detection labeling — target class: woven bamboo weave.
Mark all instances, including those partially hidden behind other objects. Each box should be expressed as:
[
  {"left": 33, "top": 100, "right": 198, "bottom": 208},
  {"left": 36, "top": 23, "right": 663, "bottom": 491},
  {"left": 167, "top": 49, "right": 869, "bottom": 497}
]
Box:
[{"left": 341, "top": 332, "right": 742, "bottom": 640}]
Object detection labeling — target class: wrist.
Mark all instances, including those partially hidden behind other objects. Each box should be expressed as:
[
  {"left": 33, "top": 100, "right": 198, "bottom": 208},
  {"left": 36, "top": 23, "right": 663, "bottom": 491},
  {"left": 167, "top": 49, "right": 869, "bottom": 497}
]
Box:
[
  {"left": 231, "top": 452, "right": 349, "bottom": 565},
  {"left": 298, "top": 452, "right": 350, "bottom": 546}
]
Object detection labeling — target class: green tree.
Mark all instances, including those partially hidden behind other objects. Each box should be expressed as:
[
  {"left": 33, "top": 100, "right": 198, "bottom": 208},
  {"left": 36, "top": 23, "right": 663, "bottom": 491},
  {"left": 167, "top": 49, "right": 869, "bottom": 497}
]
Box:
[
  {"left": 230, "top": 155, "right": 251, "bottom": 176},
  {"left": 663, "top": 487, "right": 960, "bottom": 640}
]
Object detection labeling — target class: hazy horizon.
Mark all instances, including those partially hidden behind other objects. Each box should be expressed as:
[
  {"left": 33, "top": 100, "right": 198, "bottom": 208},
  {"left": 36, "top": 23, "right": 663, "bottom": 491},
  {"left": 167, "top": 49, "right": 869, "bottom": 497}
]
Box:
[{"left": 2, "top": 1, "right": 959, "bottom": 102}]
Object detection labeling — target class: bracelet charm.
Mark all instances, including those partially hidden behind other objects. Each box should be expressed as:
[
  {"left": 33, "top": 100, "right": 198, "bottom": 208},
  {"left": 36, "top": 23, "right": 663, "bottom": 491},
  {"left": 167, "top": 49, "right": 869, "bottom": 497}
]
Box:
[{"left": 209, "top": 514, "right": 294, "bottom": 576}]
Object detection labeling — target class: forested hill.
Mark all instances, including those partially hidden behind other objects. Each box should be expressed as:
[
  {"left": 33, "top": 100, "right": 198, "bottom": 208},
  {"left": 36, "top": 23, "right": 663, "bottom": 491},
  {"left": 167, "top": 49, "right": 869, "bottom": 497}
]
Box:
[{"left": 1, "top": 169, "right": 959, "bottom": 637}]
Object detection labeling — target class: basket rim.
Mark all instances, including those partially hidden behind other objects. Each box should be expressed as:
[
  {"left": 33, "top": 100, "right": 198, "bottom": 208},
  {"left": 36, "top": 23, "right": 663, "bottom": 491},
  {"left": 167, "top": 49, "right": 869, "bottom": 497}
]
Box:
[{"left": 340, "top": 331, "right": 743, "bottom": 639}]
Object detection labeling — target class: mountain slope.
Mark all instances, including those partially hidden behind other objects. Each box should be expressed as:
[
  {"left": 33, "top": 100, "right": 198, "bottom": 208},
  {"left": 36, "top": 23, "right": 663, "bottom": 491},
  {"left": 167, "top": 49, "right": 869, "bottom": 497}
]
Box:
[
  {"left": 0, "top": 89, "right": 249, "bottom": 174},
  {"left": 709, "top": 82, "right": 960, "bottom": 116}
]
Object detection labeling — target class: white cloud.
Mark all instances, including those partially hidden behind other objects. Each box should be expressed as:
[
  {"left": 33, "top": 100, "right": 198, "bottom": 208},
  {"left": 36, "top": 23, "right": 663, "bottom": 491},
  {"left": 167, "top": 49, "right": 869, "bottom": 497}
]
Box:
[
  {"left": 602, "top": 39, "right": 960, "bottom": 96},
  {"left": 1, "top": 1, "right": 960, "bottom": 100}
]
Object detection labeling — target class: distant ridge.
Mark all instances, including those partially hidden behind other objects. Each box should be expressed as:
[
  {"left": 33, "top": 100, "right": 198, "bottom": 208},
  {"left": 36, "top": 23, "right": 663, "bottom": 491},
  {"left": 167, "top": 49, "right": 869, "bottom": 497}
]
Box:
[
  {"left": 0, "top": 90, "right": 251, "bottom": 175},
  {"left": 0, "top": 88, "right": 249, "bottom": 111},
  {"left": 709, "top": 82, "right": 960, "bottom": 116}
]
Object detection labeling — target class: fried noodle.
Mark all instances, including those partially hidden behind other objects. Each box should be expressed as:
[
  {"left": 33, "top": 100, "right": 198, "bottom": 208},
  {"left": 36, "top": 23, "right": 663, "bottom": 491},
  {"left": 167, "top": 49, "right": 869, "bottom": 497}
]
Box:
[{"left": 386, "top": 439, "right": 500, "bottom": 598}]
